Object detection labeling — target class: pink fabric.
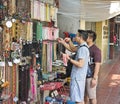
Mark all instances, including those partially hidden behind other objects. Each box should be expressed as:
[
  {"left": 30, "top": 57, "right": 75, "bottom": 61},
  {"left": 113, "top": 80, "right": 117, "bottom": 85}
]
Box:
[
  {"left": 47, "top": 43, "right": 52, "bottom": 72},
  {"left": 42, "top": 27, "right": 53, "bottom": 40},
  {"left": 30, "top": 67, "right": 35, "bottom": 100},
  {"left": 113, "top": 35, "right": 117, "bottom": 44},
  {"left": 53, "top": 28, "right": 59, "bottom": 40},
  {"left": 40, "top": 82, "right": 62, "bottom": 90},
  {"left": 50, "top": 43, "right": 53, "bottom": 71},
  {"left": 48, "top": 28, "right": 53, "bottom": 40},
  {"left": 62, "top": 54, "right": 68, "bottom": 66}
]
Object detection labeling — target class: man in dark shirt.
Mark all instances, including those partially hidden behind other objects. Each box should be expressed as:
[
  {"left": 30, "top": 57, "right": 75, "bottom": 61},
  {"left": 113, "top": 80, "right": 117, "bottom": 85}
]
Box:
[{"left": 85, "top": 30, "right": 101, "bottom": 104}]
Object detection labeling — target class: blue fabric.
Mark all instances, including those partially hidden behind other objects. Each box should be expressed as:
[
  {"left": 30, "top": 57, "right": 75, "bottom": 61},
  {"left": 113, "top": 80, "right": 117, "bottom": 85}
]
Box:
[
  {"left": 67, "top": 100, "right": 75, "bottom": 104},
  {"left": 69, "top": 33, "right": 78, "bottom": 45},
  {"left": 69, "top": 33, "right": 76, "bottom": 38}
]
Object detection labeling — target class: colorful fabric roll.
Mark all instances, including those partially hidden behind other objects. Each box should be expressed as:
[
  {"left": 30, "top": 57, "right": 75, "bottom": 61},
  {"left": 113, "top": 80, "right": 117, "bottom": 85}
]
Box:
[
  {"left": 12, "top": 64, "right": 17, "bottom": 104},
  {"left": 33, "top": 0, "right": 40, "bottom": 19},
  {"left": 29, "top": 66, "right": 37, "bottom": 102},
  {"left": 36, "top": 22, "right": 42, "bottom": 41},
  {"left": 47, "top": 43, "right": 52, "bottom": 72},
  {"left": 18, "top": 65, "right": 30, "bottom": 102},
  {"left": 46, "top": 3, "right": 50, "bottom": 22},
  {"left": 40, "top": 2, "right": 46, "bottom": 21},
  {"left": 42, "top": 43, "right": 47, "bottom": 72},
  {"left": 27, "top": 22, "right": 33, "bottom": 41}
]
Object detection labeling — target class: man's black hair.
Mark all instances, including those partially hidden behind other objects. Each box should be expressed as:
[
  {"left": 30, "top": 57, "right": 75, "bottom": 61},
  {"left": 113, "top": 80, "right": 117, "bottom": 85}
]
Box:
[
  {"left": 86, "top": 30, "right": 97, "bottom": 42},
  {"left": 78, "top": 29, "right": 88, "bottom": 41}
]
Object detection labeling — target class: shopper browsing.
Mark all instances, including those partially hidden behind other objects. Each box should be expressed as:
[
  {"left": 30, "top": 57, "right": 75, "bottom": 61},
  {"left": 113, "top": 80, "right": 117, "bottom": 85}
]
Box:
[
  {"left": 85, "top": 30, "right": 101, "bottom": 104},
  {"left": 58, "top": 29, "right": 89, "bottom": 104}
]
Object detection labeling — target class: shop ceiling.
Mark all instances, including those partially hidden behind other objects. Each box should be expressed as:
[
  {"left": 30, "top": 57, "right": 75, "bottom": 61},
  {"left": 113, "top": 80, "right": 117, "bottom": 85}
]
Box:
[{"left": 58, "top": 0, "right": 120, "bottom": 22}]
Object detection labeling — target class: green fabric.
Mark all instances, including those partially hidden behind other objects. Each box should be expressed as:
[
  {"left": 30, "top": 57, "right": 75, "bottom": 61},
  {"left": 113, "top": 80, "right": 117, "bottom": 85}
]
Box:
[{"left": 36, "top": 22, "right": 42, "bottom": 41}]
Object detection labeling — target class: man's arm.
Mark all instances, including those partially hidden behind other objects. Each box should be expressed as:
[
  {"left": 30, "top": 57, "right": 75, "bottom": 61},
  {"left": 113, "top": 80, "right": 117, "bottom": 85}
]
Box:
[
  {"left": 69, "top": 58, "right": 84, "bottom": 68},
  {"left": 93, "top": 62, "right": 101, "bottom": 79},
  {"left": 68, "top": 40, "right": 77, "bottom": 52},
  {"left": 90, "top": 62, "right": 101, "bottom": 88},
  {"left": 58, "top": 38, "right": 77, "bottom": 52},
  {"left": 62, "top": 41, "right": 73, "bottom": 52}
]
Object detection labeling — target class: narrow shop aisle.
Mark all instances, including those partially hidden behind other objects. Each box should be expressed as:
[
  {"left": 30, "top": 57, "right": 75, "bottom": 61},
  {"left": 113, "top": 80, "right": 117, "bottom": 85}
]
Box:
[{"left": 97, "top": 50, "right": 120, "bottom": 104}]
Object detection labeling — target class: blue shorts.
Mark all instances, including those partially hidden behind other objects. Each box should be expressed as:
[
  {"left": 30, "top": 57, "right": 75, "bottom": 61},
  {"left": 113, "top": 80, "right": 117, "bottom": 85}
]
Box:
[{"left": 70, "top": 79, "right": 86, "bottom": 102}]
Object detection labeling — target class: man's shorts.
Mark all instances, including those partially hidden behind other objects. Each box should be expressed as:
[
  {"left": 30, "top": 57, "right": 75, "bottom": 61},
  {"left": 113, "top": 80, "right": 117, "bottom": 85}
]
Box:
[
  {"left": 85, "top": 78, "right": 97, "bottom": 99},
  {"left": 70, "top": 79, "right": 86, "bottom": 102}
]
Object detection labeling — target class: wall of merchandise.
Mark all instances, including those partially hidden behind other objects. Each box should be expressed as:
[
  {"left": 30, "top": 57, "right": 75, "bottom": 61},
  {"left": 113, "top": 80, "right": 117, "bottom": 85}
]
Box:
[{"left": 0, "top": 0, "right": 64, "bottom": 104}]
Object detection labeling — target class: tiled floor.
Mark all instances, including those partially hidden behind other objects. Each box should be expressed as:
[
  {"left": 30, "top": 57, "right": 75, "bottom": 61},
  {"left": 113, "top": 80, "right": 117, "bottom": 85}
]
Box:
[{"left": 97, "top": 50, "right": 120, "bottom": 104}]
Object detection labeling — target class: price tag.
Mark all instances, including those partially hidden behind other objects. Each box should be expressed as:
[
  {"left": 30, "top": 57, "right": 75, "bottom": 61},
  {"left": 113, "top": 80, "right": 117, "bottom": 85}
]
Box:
[
  {"left": 8, "top": 62, "right": 13, "bottom": 66},
  {"left": 13, "top": 96, "right": 18, "bottom": 102},
  {"left": 0, "top": 62, "right": 5, "bottom": 66}
]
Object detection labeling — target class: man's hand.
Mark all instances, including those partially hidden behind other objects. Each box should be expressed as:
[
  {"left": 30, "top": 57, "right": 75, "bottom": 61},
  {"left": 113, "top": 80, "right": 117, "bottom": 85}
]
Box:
[
  {"left": 65, "top": 54, "right": 71, "bottom": 60},
  {"left": 57, "top": 37, "right": 75, "bottom": 52},
  {"left": 64, "top": 38, "right": 71, "bottom": 43},
  {"left": 57, "top": 38, "right": 65, "bottom": 44},
  {"left": 90, "top": 78, "right": 97, "bottom": 88}
]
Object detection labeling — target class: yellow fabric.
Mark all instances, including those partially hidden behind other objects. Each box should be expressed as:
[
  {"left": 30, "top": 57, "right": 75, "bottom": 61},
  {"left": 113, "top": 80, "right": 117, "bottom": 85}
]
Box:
[
  {"left": 50, "top": 6, "right": 55, "bottom": 21},
  {"left": 11, "top": 0, "right": 16, "bottom": 14},
  {"left": 31, "top": 0, "right": 34, "bottom": 18},
  {"left": 27, "top": 22, "right": 33, "bottom": 41},
  {"left": 46, "top": 3, "right": 50, "bottom": 22},
  {"left": 42, "top": 43, "right": 47, "bottom": 72},
  {"left": 53, "top": 43, "right": 57, "bottom": 60}
]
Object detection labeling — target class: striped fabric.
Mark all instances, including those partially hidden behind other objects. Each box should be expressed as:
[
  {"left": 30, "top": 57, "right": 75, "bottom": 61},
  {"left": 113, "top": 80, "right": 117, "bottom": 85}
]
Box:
[
  {"left": 31, "top": 1, "right": 56, "bottom": 22},
  {"left": 12, "top": 64, "right": 17, "bottom": 104},
  {"left": 42, "top": 27, "right": 59, "bottom": 40}
]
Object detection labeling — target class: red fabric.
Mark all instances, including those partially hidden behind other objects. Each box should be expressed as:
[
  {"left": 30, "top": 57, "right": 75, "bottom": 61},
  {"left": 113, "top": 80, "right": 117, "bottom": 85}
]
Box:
[
  {"left": 113, "top": 35, "right": 117, "bottom": 44},
  {"left": 63, "top": 32, "right": 69, "bottom": 37},
  {"left": 40, "top": 82, "right": 63, "bottom": 90}
]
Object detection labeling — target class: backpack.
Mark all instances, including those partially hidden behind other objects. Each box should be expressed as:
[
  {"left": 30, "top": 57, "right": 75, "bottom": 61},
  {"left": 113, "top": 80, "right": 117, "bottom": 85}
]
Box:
[{"left": 86, "top": 65, "right": 94, "bottom": 78}]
